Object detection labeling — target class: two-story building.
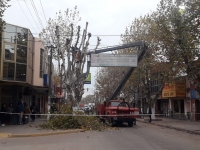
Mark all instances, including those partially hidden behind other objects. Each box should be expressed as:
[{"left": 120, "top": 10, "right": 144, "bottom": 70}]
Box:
[{"left": 0, "top": 23, "right": 51, "bottom": 115}]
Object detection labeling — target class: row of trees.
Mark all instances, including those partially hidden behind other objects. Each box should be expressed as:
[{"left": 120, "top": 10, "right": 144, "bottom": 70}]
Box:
[{"left": 95, "top": 0, "right": 200, "bottom": 106}]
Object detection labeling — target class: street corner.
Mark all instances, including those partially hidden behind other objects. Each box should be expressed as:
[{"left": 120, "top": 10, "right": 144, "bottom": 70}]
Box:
[
  {"left": 0, "top": 133, "right": 12, "bottom": 138},
  {"left": 8, "top": 129, "right": 85, "bottom": 138}
]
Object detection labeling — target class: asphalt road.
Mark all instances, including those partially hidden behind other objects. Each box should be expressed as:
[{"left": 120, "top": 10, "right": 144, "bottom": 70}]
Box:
[{"left": 0, "top": 122, "right": 200, "bottom": 150}]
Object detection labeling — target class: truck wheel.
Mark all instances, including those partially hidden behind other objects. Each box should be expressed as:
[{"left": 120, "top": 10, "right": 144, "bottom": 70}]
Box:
[{"left": 128, "top": 121, "right": 133, "bottom": 127}]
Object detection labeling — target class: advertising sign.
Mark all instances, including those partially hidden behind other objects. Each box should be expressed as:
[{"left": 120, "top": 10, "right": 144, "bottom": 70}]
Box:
[
  {"left": 91, "top": 54, "right": 137, "bottom": 67},
  {"left": 162, "top": 83, "right": 176, "bottom": 98},
  {"left": 162, "top": 82, "right": 186, "bottom": 98},
  {"left": 84, "top": 73, "right": 91, "bottom": 84},
  {"left": 176, "top": 83, "right": 186, "bottom": 97}
]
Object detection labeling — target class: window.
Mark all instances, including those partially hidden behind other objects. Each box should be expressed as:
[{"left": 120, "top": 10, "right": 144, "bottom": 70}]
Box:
[
  {"left": 17, "top": 27, "right": 28, "bottom": 46},
  {"left": 110, "top": 102, "right": 120, "bottom": 106},
  {"left": 150, "top": 79, "right": 160, "bottom": 94},
  {"left": 3, "top": 62, "right": 15, "bottom": 80},
  {"left": 16, "top": 45, "right": 27, "bottom": 63},
  {"left": 16, "top": 64, "right": 26, "bottom": 81},
  {"left": 40, "top": 49, "right": 44, "bottom": 78},
  {"left": 118, "top": 102, "right": 128, "bottom": 107},
  {"left": 4, "top": 24, "right": 16, "bottom": 43},
  {"left": 2, "top": 25, "right": 31, "bottom": 82},
  {"left": 110, "top": 101, "right": 128, "bottom": 107},
  {"left": 4, "top": 44, "right": 15, "bottom": 61}
]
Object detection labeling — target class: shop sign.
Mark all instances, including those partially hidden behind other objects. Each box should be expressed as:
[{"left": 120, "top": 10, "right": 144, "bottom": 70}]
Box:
[
  {"left": 91, "top": 54, "right": 137, "bottom": 67},
  {"left": 84, "top": 73, "right": 91, "bottom": 84},
  {"left": 162, "top": 82, "right": 186, "bottom": 98},
  {"left": 176, "top": 83, "right": 186, "bottom": 97},
  {"left": 162, "top": 83, "right": 176, "bottom": 98}
]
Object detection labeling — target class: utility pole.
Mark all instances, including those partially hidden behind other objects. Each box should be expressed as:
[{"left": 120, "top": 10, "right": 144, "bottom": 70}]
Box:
[
  {"left": 47, "top": 44, "right": 56, "bottom": 120},
  {"left": 55, "top": 26, "right": 62, "bottom": 110}
]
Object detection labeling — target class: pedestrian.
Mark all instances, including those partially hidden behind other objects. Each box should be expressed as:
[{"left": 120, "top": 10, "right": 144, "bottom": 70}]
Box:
[
  {"left": 24, "top": 103, "right": 31, "bottom": 114},
  {"left": 147, "top": 105, "right": 152, "bottom": 123},
  {"left": 17, "top": 100, "right": 24, "bottom": 125},
  {"left": 30, "top": 102, "right": 37, "bottom": 122},
  {"left": 0, "top": 103, "right": 7, "bottom": 126},
  {"left": 24, "top": 103, "right": 31, "bottom": 121},
  {"left": 7, "top": 103, "right": 13, "bottom": 124}
]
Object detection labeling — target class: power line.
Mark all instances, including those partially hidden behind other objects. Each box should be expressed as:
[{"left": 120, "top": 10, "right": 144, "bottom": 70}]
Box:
[
  {"left": 1, "top": 28, "right": 128, "bottom": 36},
  {"left": 30, "top": 0, "right": 44, "bottom": 29},
  {"left": 1, "top": 38, "right": 119, "bottom": 47},
  {"left": 23, "top": 0, "right": 41, "bottom": 31},
  {"left": 39, "top": 0, "right": 55, "bottom": 43},
  {"left": 17, "top": 0, "right": 37, "bottom": 33},
  {"left": 39, "top": 0, "right": 48, "bottom": 24},
  {"left": 2, "top": 37, "right": 46, "bottom": 43}
]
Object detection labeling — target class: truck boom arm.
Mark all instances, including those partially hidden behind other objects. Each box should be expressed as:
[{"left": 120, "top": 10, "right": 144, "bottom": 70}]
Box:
[
  {"left": 107, "top": 44, "right": 147, "bottom": 101},
  {"left": 79, "top": 41, "right": 147, "bottom": 101}
]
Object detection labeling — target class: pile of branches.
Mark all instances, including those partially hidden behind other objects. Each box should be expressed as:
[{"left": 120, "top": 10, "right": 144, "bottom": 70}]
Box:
[{"left": 40, "top": 105, "right": 110, "bottom": 131}]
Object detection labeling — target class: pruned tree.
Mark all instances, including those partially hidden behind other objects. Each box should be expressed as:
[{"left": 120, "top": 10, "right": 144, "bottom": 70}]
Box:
[{"left": 40, "top": 6, "right": 100, "bottom": 107}]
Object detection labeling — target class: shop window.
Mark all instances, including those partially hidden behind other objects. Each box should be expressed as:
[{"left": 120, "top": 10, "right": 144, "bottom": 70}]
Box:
[
  {"left": 17, "top": 27, "right": 28, "bottom": 46},
  {"left": 4, "top": 24, "right": 16, "bottom": 43},
  {"left": 16, "top": 64, "right": 26, "bottom": 81},
  {"left": 3, "top": 62, "right": 15, "bottom": 80},
  {"left": 4, "top": 44, "right": 15, "bottom": 61},
  {"left": 16, "top": 45, "right": 27, "bottom": 63}
]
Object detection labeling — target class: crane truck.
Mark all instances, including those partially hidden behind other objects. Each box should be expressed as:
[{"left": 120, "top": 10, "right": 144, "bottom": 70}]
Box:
[{"left": 82, "top": 41, "right": 147, "bottom": 127}]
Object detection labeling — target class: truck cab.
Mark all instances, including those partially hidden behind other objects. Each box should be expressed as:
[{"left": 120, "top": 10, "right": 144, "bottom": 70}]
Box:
[{"left": 96, "top": 99, "right": 140, "bottom": 127}]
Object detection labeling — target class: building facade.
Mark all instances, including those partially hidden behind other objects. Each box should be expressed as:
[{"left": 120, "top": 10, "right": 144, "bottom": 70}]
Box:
[{"left": 0, "top": 24, "right": 50, "bottom": 115}]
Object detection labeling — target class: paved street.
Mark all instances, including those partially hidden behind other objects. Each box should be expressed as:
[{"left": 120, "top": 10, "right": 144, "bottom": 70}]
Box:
[{"left": 0, "top": 122, "right": 199, "bottom": 150}]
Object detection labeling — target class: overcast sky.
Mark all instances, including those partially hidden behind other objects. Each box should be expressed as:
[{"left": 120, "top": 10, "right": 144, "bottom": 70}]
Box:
[{"left": 4, "top": 0, "right": 161, "bottom": 96}]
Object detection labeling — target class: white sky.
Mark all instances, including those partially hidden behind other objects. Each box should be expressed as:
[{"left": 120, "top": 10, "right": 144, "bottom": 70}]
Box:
[{"left": 4, "top": 0, "right": 161, "bottom": 96}]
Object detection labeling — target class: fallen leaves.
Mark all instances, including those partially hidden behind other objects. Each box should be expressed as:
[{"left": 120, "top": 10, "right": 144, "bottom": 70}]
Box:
[{"left": 40, "top": 105, "right": 112, "bottom": 131}]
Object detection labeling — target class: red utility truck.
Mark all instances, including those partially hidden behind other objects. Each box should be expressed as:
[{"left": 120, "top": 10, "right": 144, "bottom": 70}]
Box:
[{"left": 96, "top": 99, "right": 140, "bottom": 127}]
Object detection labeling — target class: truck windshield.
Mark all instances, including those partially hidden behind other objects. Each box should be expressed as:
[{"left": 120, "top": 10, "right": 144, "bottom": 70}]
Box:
[{"left": 110, "top": 102, "right": 128, "bottom": 107}]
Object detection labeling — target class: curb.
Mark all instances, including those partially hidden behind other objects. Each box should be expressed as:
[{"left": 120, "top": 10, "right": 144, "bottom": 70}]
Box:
[
  {"left": 0, "top": 129, "right": 85, "bottom": 138},
  {"left": 137, "top": 120, "right": 200, "bottom": 135}
]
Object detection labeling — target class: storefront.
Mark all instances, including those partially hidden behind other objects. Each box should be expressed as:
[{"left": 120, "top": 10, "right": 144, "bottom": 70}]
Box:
[
  {"left": 155, "top": 99, "right": 169, "bottom": 116},
  {"left": 162, "top": 82, "right": 187, "bottom": 119}
]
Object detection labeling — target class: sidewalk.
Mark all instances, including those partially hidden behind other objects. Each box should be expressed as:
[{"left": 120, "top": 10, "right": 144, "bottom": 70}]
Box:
[
  {"left": 0, "top": 118, "right": 84, "bottom": 138},
  {"left": 137, "top": 117, "right": 200, "bottom": 135}
]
